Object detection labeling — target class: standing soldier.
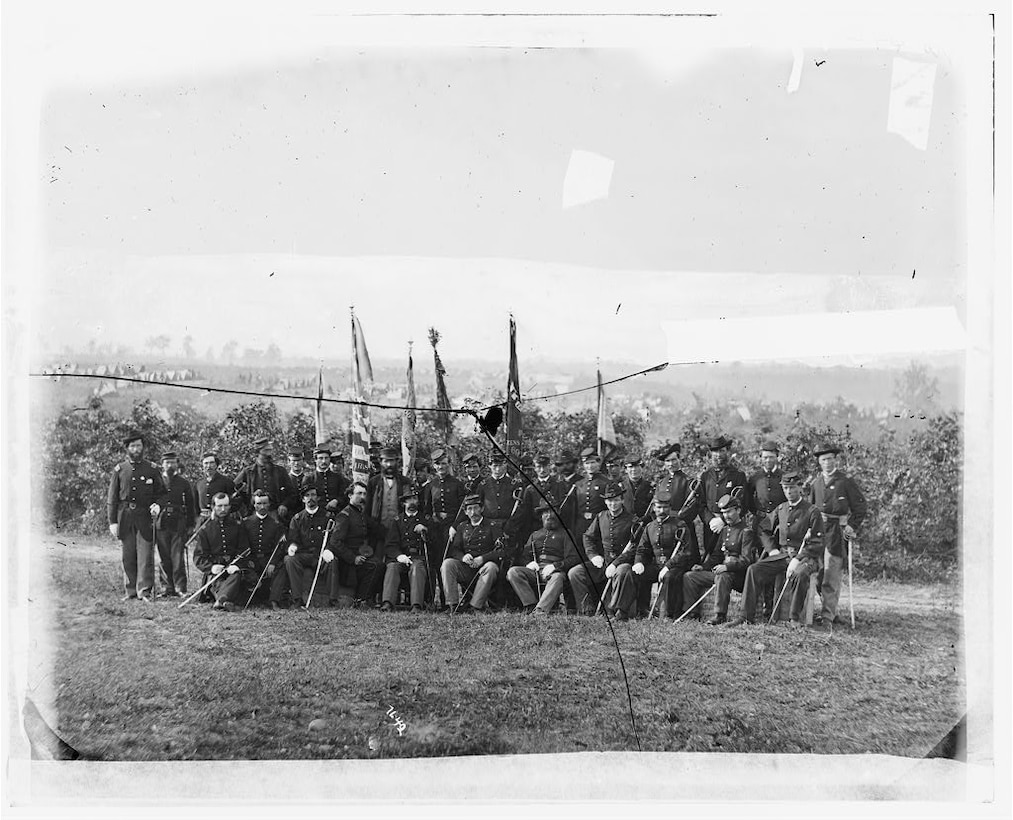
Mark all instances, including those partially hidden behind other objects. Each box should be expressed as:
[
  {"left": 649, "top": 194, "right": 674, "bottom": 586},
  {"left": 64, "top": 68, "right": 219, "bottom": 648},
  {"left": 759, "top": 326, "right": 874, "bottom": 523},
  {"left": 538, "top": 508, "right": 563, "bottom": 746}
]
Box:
[
  {"left": 477, "top": 452, "right": 523, "bottom": 608},
  {"left": 107, "top": 432, "right": 166, "bottom": 602},
  {"left": 195, "top": 453, "right": 236, "bottom": 519},
  {"left": 572, "top": 482, "right": 635, "bottom": 615},
  {"left": 367, "top": 447, "right": 411, "bottom": 548},
  {"left": 810, "top": 442, "right": 867, "bottom": 627},
  {"left": 653, "top": 444, "right": 701, "bottom": 552},
  {"left": 461, "top": 452, "right": 484, "bottom": 495},
  {"left": 193, "top": 492, "right": 254, "bottom": 611},
  {"left": 570, "top": 448, "right": 611, "bottom": 545},
  {"left": 304, "top": 446, "right": 349, "bottom": 512},
  {"left": 548, "top": 450, "right": 580, "bottom": 533},
  {"left": 440, "top": 494, "right": 505, "bottom": 614},
  {"left": 368, "top": 440, "right": 383, "bottom": 477},
  {"left": 697, "top": 435, "right": 747, "bottom": 563},
  {"left": 333, "top": 482, "right": 386, "bottom": 606},
  {"left": 281, "top": 448, "right": 308, "bottom": 523},
  {"left": 234, "top": 438, "right": 293, "bottom": 520},
  {"left": 683, "top": 493, "right": 754, "bottom": 625},
  {"left": 422, "top": 449, "right": 466, "bottom": 597},
  {"left": 744, "top": 440, "right": 787, "bottom": 549},
  {"left": 284, "top": 486, "right": 334, "bottom": 608},
  {"left": 508, "top": 503, "right": 579, "bottom": 615},
  {"left": 380, "top": 489, "right": 430, "bottom": 612},
  {"left": 154, "top": 451, "right": 196, "bottom": 598},
  {"left": 620, "top": 456, "right": 654, "bottom": 522},
  {"left": 516, "top": 454, "right": 558, "bottom": 547},
  {"left": 242, "top": 489, "right": 289, "bottom": 609},
  {"left": 329, "top": 451, "right": 347, "bottom": 479}
]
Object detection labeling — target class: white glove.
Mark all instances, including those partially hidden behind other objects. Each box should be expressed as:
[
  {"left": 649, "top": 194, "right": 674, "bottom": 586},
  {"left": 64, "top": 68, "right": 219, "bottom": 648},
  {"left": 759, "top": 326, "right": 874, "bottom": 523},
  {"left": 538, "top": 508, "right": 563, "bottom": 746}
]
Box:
[
  {"left": 211, "top": 564, "right": 225, "bottom": 575},
  {"left": 278, "top": 504, "right": 288, "bottom": 518},
  {"left": 540, "top": 563, "right": 555, "bottom": 579},
  {"left": 768, "top": 548, "right": 781, "bottom": 557},
  {"left": 413, "top": 524, "right": 427, "bottom": 534},
  {"left": 463, "top": 553, "right": 474, "bottom": 566},
  {"left": 714, "top": 564, "right": 727, "bottom": 575},
  {"left": 226, "top": 564, "right": 240, "bottom": 575},
  {"left": 632, "top": 562, "right": 645, "bottom": 576},
  {"left": 658, "top": 566, "right": 669, "bottom": 582},
  {"left": 604, "top": 564, "right": 617, "bottom": 579},
  {"left": 473, "top": 555, "right": 485, "bottom": 568},
  {"left": 149, "top": 503, "right": 161, "bottom": 517},
  {"left": 397, "top": 554, "right": 411, "bottom": 565},
  {"left": 448, "top": 527, "right": 457, "bottom": 541},
  {"left": 321, "top": 549, "right": 334, "bottom": 564},
  {"left": 786, "top": 557, "right": 801, "bottom": 578},
  {"left": 287, "top": 544, "right": 298, "bottom": 557},
  {"left": 843, "top": 524, "right": 857, "bottom": 540},
  {"left": 709, "top": 517, "right": 725, "bottom": 534},
  {"left": 591, "top": 555, "right": 604, "bottom": 569},
  {"left": 109, "top": 524, "right": 119, "bottom": 538},
  {"left": 526, "top": 560, "right": 539, "bottom": 571},
  {"left": 265, "top": 564, "right": 275, "bottom": 577}
]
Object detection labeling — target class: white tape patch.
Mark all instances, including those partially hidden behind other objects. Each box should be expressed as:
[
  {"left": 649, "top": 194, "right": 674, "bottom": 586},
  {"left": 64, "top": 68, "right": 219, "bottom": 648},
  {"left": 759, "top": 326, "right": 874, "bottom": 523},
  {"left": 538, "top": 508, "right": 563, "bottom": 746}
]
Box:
[
  {"left": 562, "top": 149, "right": 615, "bottom": 209},
  {"left": 663, "top": 307, "right": 966, "bottom": 364},
  {"left": 886, "top": 57, "right": 938, "bottom": 151},
  {"left": 787, "top": 47, "right": 804, "bottom": 94}
]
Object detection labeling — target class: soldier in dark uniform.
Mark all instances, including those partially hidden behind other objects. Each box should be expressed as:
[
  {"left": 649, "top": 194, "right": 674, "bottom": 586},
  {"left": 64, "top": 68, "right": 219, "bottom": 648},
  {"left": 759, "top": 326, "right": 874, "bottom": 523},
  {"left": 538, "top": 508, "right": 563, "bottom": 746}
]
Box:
[
  {"left": 549, "top": 450, "right": 581, "bottom": 534},
  {"left": 683, "top": 493, "right": 754, "bottom": 624},
  {"left": 368, "top": 440, "right": 383, "bottom": 477},
  {"left": 697, "top": 435, "right": 748, "bottom": 564},
  {"left": 478, "top": 452, "right": 525, "bottom": 609},
  {"left": 516, "top": 454, "right": 558, "bottom": 547},
  {"left": 619, "top": 491, "right": 697, "bottom": 619},
  {"left": 810, "top": 442, "right": 867, "bottom": 626},
  {"left": 508, "top": 503, "right": 579, "bottom": 615},
  {"left": 572, "top": 482, "right": 635, "bottom": 615},
  {"left": 154, "top": 451, "right": 196, "bottom": 597},
  {"left": 234, "top": 438, "right": 293, "bottom": 520},
  {"left": 744, "top": 440, "right": 787, "bottom": 552},
  {"left": 422, "top": 448, "right": 466, "bottom": 599},
  {"left": 441, "top": 494, "right": 505, "bottom": 613},
  {"left": 195, "top": 453, "right": 237, "bottom": 519},
  {"left": 329, "top": 451, "right": 347, "bottom": 479},
  {"left": 107, "top": 432, "right": 166, "bottom": 601},
  {"left": 366, "top": 447, "right": 411, "bottom": 551},
  {"left": 242, "top": 489, "right": 289, "bottom": 608},
  {"left": 284, "top": 486, "right": 334, "bottom": 607},
  {"left": 304, "top": 446, "right": 349, "bottom": 512},
  {"left": 282, "top": 448, "right": 308, "bottom": 523},
  {"left": 620, "top": 456, "right": 655, "bottom": 522},
  {"left": 569, "top": 448, "right": 611, "bottom": 545},
  {"left": 193, "top": 492, "right": 254, "bottom": 611},
  {"left": 728, "top": 470, "right": 822, "bottom": 627},
  {"left": 461, "top": 452, "right": 484, "bottom": 493},
  {"left": 380, "top": 489, "right": 430, "bottom": 611},
  {"left": 605, "top": 456, "right": 625, "bottom": 483},
  {"left": 333, "top": 481, "right": 385, "bottom": 605}
]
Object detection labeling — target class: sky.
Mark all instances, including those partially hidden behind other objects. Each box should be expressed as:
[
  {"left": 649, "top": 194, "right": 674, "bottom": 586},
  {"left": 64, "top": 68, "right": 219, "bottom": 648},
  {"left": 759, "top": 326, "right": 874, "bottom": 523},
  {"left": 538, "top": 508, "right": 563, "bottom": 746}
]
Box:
[{"left": 27, "top": 9, "right": 976, "bottom": 365}]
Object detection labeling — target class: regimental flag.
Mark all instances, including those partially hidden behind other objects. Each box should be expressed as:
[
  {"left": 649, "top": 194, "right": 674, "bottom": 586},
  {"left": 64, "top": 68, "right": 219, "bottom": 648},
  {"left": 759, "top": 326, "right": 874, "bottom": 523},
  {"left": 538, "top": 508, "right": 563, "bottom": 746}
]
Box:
[
  {"left": 350, "top": 309, "right": 374, "bottom": 486},
  {"left": 429, "top": 327, "right": 456, "bottom": 447},
  {"left": 505, "top": 315, "right": 522, "bottom": 456},
  {"left": 596, "top": 367, "right": 617, "bottom": 460},
  {"left": 314, "top": 366, "right": 326, "bottom": 445},
  {"left": 401, "top": 343, "right": 416, "bottom": 479}
]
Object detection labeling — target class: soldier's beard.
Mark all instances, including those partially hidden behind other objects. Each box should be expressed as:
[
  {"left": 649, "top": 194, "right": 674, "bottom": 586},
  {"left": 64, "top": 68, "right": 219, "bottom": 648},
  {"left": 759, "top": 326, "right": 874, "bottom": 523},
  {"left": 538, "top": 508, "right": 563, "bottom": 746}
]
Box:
[
  {"left": 406, "top": 505, "right": 419, "bottom": 514},
  {"left": 382, "top": 467, "right": 397, "bottom": 477}
]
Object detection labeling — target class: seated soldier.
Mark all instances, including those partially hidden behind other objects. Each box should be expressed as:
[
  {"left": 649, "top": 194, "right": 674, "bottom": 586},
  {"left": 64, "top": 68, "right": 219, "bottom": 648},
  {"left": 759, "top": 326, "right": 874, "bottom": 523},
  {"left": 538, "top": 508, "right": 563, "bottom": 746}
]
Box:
[
  {"left": 242, "top": 489, "right": 289, "bottom": 609},
  {"left": 381, "top": 488, "right": 430, "bottom": 612},
  {"left": 727, "top": 469, "right": 822, "bottom": 627},
  {"left": 193, "top": 492, "right": 254, "bottom": 611},
  {"left": 682, "top": 493, "right": 754, "bottom": 624},
  {"left": 508, "top": 503, "right": 579, "bottom": 615},
  {"left": 332, "top": 481, "right": 385, "bottom": 606},
  {"left": 440, "top": 494, "right": 504, "bottom": 614},
  {"left": 284, "top": 486, "right": 334, "bottom": 607},
  {"left": 570, "top": 482, "right": 634, "bottom": 615}
]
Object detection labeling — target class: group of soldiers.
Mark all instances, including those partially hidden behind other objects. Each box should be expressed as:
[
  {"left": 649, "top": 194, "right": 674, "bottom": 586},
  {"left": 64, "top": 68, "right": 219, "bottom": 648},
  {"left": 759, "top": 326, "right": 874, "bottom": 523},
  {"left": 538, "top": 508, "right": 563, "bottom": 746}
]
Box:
[{"left": 107, "top": 432, "right": 866, "bottom": 628}]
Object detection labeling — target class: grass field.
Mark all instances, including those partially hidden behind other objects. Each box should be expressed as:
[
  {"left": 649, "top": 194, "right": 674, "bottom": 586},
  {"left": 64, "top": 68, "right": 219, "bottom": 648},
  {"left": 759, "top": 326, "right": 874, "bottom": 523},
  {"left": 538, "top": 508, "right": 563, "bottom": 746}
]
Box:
[{"left": 36, "top": 532, "right": 963, "bottom": 762}]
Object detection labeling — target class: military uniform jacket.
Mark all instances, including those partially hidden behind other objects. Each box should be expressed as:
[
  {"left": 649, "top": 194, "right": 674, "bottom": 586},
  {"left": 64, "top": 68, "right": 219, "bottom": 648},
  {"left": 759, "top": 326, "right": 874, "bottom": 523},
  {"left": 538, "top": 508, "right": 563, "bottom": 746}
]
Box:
[
  {"left": 702, "top": 521, "right": 753, "bottom": 572},
  {"left": 517, "top": 477, "right": 559, "bottom": 543},
  {"left": 809, "top": 470, "right": 867, "bottom": 558},
  {"left": 195, "top": 473, "right": 237, "bottom": 514},
  {"left": 449, "top": 517, "right": 505, "bottom": 563},
  {"left": 636, "top": 516, "right": 697, "bottom": 570},
  {"left": 477, "top": 474, "right": 518, "bottom": 522},
  {"left": 620, "top": 475, "right": 655, "bottom": 520},
  {"left": 698, "top": 466, "right": 748, "bottom": 526},
  {"left": 281, "top": 472, "right": 307, "bottom": 514},
  {"left": 335, "top": 504, "right": 384, "bottom": 564},
  {"left": 745, "top": 469, "right": 787, "bottom": 522},
  {"left": 383, "top": 514, "right": 427, "bottom": 562},
  {"left": 287, "top": 507, "right": 331, "bottom": 557},
  {"left": 156, "top": 474, "right": 196, "bottom": 532},
  {"left": 234, "top": 461, "right": 292, "bottom": 511},
  {"left": 583, "top": 509, "right": 636, "bottom": 566},
  {"left": 524, "top": 527, "right": 579, "bottom": 575},
  {"left": 763, "top": 500, "right": 822, "bottom": 565},
  {"left": 242, "top": 513, "right": 287, "bottom": 568},
  {"left": 422, "top": 475, "right": 467, "bottom": 527},
  {"left": 194, "top": 516, "right": 253, "bottom": 574},
  {"left": 302, "top": 470, "right": 350, "bottom": 508},
  {"left": 107, "top": 459, "right": 166, "bottom": 526},
  {"left": 655, "top": 470, "right": 701, "bottom": 524}
]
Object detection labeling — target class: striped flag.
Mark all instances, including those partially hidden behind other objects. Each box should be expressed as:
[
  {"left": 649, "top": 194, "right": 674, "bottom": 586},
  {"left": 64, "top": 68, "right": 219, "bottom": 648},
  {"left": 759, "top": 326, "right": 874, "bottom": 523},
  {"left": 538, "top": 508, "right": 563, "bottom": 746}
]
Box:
[
  {"left": 314, "top": 366, "right": 326, "bottom": 445},
  {"left": 428, "top": 327, "right": 456, "bottom": 446},
  {"left": 350, "top": 309, "right": 374, "bottom": 486},
  {"left": 596, "top": 367, "right": 617, "bottom": 460},
  {"left": 505, "top": 315, "right": 522, "bottom": 455},
  {"left": 401, "top": 343, "right": 416, "bottom": 479}
]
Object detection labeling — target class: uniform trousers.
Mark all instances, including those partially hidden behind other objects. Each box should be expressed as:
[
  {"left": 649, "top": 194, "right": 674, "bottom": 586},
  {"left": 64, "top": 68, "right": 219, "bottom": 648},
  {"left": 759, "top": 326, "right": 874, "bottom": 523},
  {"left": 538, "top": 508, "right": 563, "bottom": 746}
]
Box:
[
  {"left": 567, "top": 564, "right": 606, "bottom": 614},
  {"left": 507, "top": 567, "right": 568, "bottom": 614},
  {"left": 208, "top": 569, "right": 250, "bottom": 604},
  {"left": 785, "top": 562, "right": 819, "bottom": 622},
  {"left": 155, "top": 525, "right": 189, "bottom": 594},
  {"left": 285, "top": 553, "right": 324, "bottom": 605},
  {"left": 382, "top": 559, "right": 428, "bottom": 607},
  {"left": 682, "top": 568, "right": 746, "bottom": 619},
  {"left": 441, "top": 559, "right": 498, "bottom": 609},
  {"left": 737, "top": 556, "right": 788, "bottom": 622},
  {"left": 248, "top": 563, "right": 289, "bottom": 605},
  {"left": 821, "top": 548, "right": 845, "bottom": 621},
  {"left": 328, "top": 559, "right": 382, "bottom": 603},
  {"left": 119, "top": 510, "right": 155, "bottom": 597}
]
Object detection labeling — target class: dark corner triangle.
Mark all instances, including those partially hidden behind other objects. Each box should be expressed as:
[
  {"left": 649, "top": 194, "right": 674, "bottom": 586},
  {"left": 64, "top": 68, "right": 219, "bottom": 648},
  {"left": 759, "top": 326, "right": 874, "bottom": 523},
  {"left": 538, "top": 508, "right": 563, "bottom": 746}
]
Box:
[{"left": 924, "top": 713, "right": 966, "bottom": 761}]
